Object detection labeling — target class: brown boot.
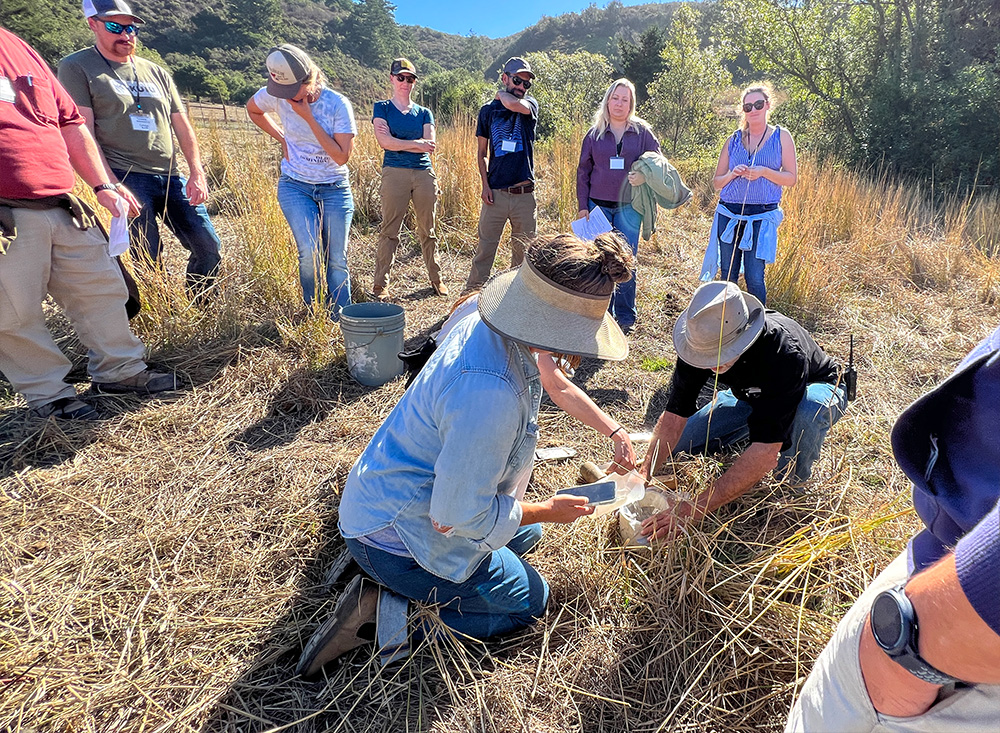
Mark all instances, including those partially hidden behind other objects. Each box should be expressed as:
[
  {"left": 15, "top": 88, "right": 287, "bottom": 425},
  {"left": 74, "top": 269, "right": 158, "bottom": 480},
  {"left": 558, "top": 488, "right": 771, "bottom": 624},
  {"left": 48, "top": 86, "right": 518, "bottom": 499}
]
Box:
[
  {"left": 431, "top": 281, "right": 450, "bottom": 297},
  {"left": 296, "top": 575, "right": 378, "bottom": 678}
]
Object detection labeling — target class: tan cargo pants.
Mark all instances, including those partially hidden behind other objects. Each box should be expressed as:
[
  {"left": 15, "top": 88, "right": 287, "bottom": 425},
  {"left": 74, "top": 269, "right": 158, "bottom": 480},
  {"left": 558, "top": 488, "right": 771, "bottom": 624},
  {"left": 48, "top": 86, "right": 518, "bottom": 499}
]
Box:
[{"left": 373, "top": 166, "right": 440, "bottom": 294}]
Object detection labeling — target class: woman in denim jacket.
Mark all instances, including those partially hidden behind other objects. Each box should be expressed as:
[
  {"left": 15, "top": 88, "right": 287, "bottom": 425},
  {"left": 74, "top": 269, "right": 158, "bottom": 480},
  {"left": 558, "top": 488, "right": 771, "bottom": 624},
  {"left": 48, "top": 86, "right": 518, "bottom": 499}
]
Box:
[{"left": 297, "top": 233, "right": 634, "bottom": 676}]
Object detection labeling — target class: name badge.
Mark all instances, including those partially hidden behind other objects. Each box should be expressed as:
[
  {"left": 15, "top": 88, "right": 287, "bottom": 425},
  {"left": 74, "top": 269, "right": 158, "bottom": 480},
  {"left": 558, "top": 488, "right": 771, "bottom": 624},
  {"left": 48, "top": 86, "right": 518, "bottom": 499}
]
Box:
[
  {"left": 610, "top": 156, "right": 625, "bottom": 170},
  {"left": 130, "top": 114, "right": 158, "bottom": 132},
  {"left": 500, "top": 139, "right": 517, "bottom": 153},
  {"left": 0, "top": 77, "right": 15, "bottom": 104}
]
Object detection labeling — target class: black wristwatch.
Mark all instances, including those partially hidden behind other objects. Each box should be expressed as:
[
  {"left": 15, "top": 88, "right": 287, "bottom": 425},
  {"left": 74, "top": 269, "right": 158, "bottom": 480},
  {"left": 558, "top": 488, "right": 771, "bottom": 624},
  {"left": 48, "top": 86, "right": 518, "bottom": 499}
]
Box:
[
  {"left": 870, "top": 583, "right": 958, "bottom": 685},
  {"left": 93, "top": 182, "right": 119, "bottom": 193}
]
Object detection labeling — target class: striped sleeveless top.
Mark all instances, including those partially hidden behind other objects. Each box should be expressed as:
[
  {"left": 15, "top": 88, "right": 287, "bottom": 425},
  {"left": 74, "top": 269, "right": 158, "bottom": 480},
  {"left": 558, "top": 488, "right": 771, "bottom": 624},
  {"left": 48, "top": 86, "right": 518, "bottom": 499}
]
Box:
[{"left": 720, "top": 126, "right": 784, "bottom": 205}]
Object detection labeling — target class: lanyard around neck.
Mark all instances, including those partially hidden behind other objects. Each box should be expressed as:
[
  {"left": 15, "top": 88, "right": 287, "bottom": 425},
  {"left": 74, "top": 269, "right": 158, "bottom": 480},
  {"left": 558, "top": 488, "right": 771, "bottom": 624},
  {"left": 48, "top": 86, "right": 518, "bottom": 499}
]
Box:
[{"left": 95, "top": 46, "right": 142, "bottom": 112}]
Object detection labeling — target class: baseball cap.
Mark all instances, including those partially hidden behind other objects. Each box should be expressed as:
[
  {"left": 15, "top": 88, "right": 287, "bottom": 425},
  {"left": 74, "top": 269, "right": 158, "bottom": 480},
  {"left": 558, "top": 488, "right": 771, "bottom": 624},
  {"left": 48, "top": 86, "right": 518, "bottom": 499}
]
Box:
[
  {"left": 83, "top": 0, "right": 145, "bottom": 23},
  {"left": 390, "top": 58, "right": 418, "bottom": 78},
  {"left": 266, "top": 44, "right": 312, "bottom": 99},
  {"left": 502, "top": 57, "right": 534, "bottom": 79}
]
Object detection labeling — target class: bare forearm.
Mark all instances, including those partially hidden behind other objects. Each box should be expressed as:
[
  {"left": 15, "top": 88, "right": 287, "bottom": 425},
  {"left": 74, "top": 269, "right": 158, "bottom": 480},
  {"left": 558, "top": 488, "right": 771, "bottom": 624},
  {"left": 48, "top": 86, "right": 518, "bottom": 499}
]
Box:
[
  {"left": 760, "top": 168, "right": 796, "bottom": 187},
  {"left": 496, "top": 91, "right": 532, "bottom": 114},
  {"left": 171, "top": 113, "right": 203, "bottom": 172},
  {"left": 307, "top": 119, "right": 350, "bottom": 165},
  {"left": 697, "top": 442, "right": 778, "bottom": 517},
  {"left": 60, "top": 123, "right": 113, "bottom": 188},
  {"left": 377, "top": 136, "right": 431, "bottom": 152},
  {"left": 909, "top": 554, "right": 1000, "bottom": 683},
  {"left": 713, "top": 170, "right": 738, "bottom": 191},
  {"left": 643, "top": 411, "right": 687, "bottom": 475},
  {"left": 248, "top": 111, "right": 285, "bottom": 144}
]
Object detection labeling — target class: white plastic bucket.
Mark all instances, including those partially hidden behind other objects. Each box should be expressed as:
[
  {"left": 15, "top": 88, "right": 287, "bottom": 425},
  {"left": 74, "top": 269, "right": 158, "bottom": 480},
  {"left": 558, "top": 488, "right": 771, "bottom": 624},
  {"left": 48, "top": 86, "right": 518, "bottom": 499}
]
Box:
[{"left": 340, "top": 302, "right": 406, "bottom": 387}]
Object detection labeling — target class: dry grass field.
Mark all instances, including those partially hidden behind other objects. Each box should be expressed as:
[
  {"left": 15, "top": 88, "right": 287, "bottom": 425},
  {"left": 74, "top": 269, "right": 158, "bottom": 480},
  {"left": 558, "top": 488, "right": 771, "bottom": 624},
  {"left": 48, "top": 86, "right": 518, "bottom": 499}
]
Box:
[{"left": 2, "top": 116, "right": 999, "bottom": 732}]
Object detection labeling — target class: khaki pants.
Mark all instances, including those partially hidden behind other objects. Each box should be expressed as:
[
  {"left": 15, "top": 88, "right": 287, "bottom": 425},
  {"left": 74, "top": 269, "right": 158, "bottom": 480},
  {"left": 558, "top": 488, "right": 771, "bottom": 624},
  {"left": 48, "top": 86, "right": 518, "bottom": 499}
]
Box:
[
  {"left": 373, "top": 167, "right": 440, "bottom": 293},
  {"left": 465, "top": 188, "right": 537, "bottom": 290},
  {"left": 0, "top": 207, "right": 146, "bottom": 408},
  {"left": 786, "top": 552, "right": 1000, "bottom": 732}
]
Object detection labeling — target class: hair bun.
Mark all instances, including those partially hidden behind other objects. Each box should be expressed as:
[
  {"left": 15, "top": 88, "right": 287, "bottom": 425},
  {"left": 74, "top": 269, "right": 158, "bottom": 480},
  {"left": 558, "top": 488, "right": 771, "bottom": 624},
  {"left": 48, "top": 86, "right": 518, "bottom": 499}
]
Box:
[{"left": 593, "top": 232, "right": 634, "bottom": 284}]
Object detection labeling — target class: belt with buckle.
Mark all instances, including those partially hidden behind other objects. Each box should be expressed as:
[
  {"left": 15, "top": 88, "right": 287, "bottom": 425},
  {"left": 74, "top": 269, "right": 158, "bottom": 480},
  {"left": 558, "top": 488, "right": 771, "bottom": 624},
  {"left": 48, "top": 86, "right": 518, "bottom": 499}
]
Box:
[{"left": 500, "top": 183, "right": 534, "bottom": 195}]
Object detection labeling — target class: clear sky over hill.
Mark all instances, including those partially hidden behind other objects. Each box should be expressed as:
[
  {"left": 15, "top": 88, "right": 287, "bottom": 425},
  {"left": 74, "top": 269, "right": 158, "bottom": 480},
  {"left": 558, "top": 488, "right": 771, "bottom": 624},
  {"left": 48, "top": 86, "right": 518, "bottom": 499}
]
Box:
[{"left": 394, "top": 0, "right": 650, "bottom": 38}]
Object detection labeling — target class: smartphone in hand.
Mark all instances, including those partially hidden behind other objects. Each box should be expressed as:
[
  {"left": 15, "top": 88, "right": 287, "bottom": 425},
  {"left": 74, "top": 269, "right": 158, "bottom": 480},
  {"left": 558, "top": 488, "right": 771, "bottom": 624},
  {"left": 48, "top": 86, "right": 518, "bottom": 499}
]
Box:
[{"left": 556, "top": 480, "right": 616, "bottom": 506}]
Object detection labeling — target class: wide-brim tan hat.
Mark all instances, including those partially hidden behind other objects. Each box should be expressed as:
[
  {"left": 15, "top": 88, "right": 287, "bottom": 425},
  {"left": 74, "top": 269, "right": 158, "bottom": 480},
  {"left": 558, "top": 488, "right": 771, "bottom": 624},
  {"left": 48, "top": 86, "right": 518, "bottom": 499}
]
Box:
[
  {"left": 478, "top": 261, "right": 628, "bottom": 360},
  {"left": 673, "top": 281, "right": 764, "bottom": 369}
]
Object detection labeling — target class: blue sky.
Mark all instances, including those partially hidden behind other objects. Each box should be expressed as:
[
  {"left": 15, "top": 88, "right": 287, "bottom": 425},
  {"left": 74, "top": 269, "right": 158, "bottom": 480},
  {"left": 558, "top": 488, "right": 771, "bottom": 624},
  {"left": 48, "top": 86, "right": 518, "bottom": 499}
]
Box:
[{"left": 393, "top": 0, "right": 649, "bottom": 39}]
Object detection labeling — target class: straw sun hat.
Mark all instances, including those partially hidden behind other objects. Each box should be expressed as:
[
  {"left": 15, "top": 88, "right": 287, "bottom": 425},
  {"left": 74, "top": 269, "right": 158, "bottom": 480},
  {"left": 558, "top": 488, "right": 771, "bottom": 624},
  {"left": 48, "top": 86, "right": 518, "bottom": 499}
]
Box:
[
  {"left": 672, "top": 281, "right": 765, "bottom": 369},
  {"left": 478, "top": 260, "right": 628, "bottom": 361}
]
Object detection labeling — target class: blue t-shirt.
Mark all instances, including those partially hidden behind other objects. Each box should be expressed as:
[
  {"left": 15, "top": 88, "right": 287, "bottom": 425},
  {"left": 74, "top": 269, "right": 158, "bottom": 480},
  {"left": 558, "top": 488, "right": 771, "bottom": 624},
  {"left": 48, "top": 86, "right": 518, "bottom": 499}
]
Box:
[
  {"left": 475, "top": 97, "right": 538, "bottom": 189},
  {"left": 373, "top": 100, "right": 433, "bottom": 170}
]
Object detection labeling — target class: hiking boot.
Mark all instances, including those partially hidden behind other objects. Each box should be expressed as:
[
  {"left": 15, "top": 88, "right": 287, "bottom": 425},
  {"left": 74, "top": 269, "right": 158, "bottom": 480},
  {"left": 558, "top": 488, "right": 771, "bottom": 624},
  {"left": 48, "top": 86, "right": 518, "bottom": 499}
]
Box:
[
  {"left": 431, "top": 281, "right": 450, "bottom": 297},
  {"left": 92, "top": 369, "right": 179, "bottom": 395},
  {"left": 32, "top": 396, "right": 99, "bottom": 421},
  {"left": 296, "top": 575, "right": 378, "bottom": 679}
]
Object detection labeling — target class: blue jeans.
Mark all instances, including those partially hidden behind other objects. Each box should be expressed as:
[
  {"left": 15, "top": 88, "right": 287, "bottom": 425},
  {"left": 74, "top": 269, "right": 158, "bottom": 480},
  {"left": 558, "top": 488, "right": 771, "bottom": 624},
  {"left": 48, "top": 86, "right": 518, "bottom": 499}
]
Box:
[
  {"left": 114, "top": 169, "right": 221, "bottom": 294},
  {"left": 675, "top": 383, "right": 848, "bottom": 483},
  {"left": 345, "top": 524, "right": 548, "bottom": 641},
  {"left": 717, "top": 205, "right": 772, "bottom": 304},
  {"left": 591, "top": 201, "right": 641, "bottom": 329},
  {"left": 276, "top": 175, "right": 354, "bottom": 312}
]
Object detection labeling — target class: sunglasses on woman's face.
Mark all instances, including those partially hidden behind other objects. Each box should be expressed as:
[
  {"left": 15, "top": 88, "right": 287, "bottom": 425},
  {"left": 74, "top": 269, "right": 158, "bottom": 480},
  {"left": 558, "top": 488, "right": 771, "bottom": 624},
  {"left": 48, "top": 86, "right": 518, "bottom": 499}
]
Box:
[
  {"left": 511, "top": 76, "right": 532, "bottom": 89},
  {"left": 742, "top": 99, "right": 766, "bottom": 113},
  {"left": 395, "top": 74, "right": 416, "bottom": 84}
]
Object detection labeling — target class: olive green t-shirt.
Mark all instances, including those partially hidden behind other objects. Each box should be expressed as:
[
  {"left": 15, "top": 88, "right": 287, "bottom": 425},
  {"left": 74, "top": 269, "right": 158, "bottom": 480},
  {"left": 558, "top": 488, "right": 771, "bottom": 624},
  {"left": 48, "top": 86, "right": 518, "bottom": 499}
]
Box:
[{"left": 57, "top": 47, "right": 184, "bottom": 175}]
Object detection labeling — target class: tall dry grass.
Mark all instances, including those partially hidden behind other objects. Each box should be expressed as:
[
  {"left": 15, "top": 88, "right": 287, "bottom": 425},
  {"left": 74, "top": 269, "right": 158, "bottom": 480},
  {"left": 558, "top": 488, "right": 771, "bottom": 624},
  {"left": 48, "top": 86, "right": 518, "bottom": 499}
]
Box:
[{"left": 2, "top": 111, "right": 1000, "bottom": 732}]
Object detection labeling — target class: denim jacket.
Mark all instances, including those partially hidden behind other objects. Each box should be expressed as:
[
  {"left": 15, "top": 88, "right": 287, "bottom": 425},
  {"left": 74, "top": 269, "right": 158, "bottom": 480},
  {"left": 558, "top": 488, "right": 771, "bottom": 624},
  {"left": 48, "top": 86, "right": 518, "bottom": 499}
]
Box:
[
  {"left": 339, "top": 312, "right": 542, "bottom": 583},
  {"left": 700, "top": 202, "right": 784, "bottom": 282}
]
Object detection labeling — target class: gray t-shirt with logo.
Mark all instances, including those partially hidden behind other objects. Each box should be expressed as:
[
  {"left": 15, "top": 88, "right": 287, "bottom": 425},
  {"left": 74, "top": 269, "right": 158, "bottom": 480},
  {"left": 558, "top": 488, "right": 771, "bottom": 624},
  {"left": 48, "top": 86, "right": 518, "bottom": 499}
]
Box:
[
  {"left": 58, "top": 47, "right": 185, "bottom": 175},
  {"left": 251, "top": 86, "right": 357, "bottom": 185}
]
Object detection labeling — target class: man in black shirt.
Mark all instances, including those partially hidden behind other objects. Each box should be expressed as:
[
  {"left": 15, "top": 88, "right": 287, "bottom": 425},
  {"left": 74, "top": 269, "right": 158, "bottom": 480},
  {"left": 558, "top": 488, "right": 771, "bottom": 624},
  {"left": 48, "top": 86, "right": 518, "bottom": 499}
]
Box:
[
  {"left": 465, "top": 57, "right": 539, "bottom": 289},
  {"left": 640, "top": 282, "right": 847, "bottom": 540}
]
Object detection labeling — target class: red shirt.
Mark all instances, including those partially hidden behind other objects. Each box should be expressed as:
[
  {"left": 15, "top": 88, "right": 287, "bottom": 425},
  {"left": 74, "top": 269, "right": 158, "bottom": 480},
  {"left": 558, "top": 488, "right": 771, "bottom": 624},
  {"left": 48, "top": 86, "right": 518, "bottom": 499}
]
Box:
[{"left": 0, "top": 27, "right": 84, "bottom": 199}]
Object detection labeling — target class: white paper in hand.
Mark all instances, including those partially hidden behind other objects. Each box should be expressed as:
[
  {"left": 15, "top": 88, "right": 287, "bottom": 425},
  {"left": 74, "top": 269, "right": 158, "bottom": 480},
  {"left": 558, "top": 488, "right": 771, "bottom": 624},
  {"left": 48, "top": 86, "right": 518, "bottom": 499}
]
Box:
[
  {"left": 107, "top": 196, "right": 130, "bottom": 257},
  {"left": 571, "top": 205, "right": 613, "bottom": 241}
]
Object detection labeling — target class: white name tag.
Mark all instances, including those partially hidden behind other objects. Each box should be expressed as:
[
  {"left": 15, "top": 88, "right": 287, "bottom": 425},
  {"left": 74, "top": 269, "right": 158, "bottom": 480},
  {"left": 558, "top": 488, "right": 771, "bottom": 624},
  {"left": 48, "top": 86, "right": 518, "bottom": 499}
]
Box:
[
  {"left": 0, "top": 77, "right": 15, "bottom": 104},
  {"left": 130, "top": 114, "right": 158, "bottom": 132},
  {"left": 610, "top": 156, "right": 625, "bottom": 170},
  {"left": 500, "top": 139, "right": 517, "bottom": 152}
]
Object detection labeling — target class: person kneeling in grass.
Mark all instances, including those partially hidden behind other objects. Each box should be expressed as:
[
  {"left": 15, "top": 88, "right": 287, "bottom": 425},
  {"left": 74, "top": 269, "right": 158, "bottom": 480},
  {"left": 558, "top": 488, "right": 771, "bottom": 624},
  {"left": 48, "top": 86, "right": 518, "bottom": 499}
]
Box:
[
  {"left": 297, "top": 232, "right": 634, "bottom": 676},
  {"left": 640, "top": 281, "right": 847, "bottom": 540}
]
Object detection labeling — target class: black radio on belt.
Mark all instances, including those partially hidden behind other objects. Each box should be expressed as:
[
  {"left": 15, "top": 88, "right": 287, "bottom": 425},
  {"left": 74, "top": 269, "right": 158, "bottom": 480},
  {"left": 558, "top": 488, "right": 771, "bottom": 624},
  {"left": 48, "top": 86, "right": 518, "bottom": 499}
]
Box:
[{"left": 844, "top": 334, "right": 858, "bottom": 401}]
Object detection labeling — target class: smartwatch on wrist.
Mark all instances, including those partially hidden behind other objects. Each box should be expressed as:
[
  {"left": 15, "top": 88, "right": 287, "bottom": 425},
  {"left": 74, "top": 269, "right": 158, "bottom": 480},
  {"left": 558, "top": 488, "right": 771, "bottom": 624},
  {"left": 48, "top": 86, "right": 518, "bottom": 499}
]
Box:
[
  {"left": 93, "top": 183, "right": 119, "bottom": 194},
  {"left": 870, "top": 583, "right": 958, "bottom": 685}
]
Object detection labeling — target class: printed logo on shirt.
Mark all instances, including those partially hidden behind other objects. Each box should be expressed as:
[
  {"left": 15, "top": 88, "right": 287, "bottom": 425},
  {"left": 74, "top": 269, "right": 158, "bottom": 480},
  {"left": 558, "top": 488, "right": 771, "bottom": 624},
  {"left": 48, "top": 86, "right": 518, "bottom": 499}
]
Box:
[
  {"left": 300, "top": 153, "right": 333, "bottom": 165},
  {"left": 110, "top": 79, "right": 164, "bottom": 100},
  {"left": 490, "top": 112, "right": 523, "bottom": 158}
]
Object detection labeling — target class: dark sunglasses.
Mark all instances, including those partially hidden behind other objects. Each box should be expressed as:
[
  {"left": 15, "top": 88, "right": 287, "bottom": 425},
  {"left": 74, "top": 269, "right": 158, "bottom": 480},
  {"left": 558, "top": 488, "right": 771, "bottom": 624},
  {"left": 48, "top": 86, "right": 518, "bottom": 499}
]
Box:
[
  {"left": 103, "top": 20, "right": 138, "bottom": 35},
  {"left": 742, "top": 99, "right": 766, "bottom": 113},
  {"left": 395, "top": 74, "right": 416, "bottom": 84},
  {"left": 511, "top": 76, "right": 532, "bottom": 89}
]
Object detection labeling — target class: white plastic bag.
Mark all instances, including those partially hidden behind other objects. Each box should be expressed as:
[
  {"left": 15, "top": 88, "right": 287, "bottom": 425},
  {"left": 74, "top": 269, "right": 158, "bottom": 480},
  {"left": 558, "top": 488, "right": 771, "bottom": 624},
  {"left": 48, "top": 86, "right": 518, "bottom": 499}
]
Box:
[{"left": 618, "top": 488, "right": 674, "bottom": 546}]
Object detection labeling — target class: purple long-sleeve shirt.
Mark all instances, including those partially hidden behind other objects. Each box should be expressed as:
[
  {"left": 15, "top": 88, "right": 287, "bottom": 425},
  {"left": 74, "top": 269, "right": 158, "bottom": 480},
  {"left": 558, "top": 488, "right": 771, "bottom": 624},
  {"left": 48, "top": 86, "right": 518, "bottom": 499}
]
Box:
[
  {"left": 892, "top": 324, "right": 1000, "bottom": 636},
  {"left": 577, "top": 122, "right": 660, "bottom": 210}
]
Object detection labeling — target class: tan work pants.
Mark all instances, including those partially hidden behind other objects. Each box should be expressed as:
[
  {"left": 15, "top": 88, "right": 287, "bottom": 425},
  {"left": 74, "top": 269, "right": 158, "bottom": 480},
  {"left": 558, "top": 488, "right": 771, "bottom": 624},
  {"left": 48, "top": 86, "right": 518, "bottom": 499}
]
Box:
[
  {"left": 465, "top": 188, "right": 537, "bottom": 290},
  {"left": 0, "top": 207, "right": 146, "bottom": 408},
  {"left": 373, "top": 166, "right": 440, "bottom": 293}
]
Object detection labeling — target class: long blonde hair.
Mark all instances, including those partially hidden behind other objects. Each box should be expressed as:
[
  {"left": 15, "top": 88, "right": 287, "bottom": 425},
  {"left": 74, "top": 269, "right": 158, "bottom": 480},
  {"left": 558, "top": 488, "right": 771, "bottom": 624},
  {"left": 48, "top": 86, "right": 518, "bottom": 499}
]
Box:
[
  {"left": 589, "top": 78, "right": 650, "bottom": 139},
  {"left": 739, "top": 82, "right": 775, "bottom": 132}
]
